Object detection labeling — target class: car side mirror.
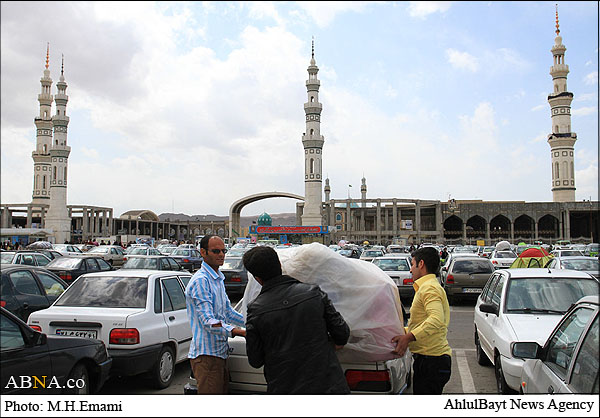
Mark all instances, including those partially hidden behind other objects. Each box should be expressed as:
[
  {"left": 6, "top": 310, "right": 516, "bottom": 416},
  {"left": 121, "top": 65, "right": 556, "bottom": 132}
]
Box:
[
  {"left": 479, "top": 303, "right": 498, "bottom": 316},
  {"left": 511, "top": 341, "right": 541, "bottom": 359}
]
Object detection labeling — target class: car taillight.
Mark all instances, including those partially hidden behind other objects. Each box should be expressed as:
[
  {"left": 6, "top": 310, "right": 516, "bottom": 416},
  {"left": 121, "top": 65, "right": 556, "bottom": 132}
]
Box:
[
  {"left": 29, "top": 325, "right": 42, "bottom": 332},
  {"left": 59, "top": 272, "right": 72, "bottom": 281},
  {"left": 230, "top": 275, "right": 241, "bottom": 282},
  {"left": 345, "top": 370, "right": 391, "bottom": 392},
  {"left": 403, "top": 278, "right": 413, "bottom": 286},
  {"left": 446, "top": 274, "right": 454, "bottom": 284},
  {"left": 110, "top": 328, "right": 140, "bottom": 345},
  {"left": 492, "top": 260, "right": 498, "bottom": 264},
  {"left": 183, "top": 258, "right": 190, "bottom": 263},
  {"left": 0, "top": 300, "right": 5, "bottom": 308}
]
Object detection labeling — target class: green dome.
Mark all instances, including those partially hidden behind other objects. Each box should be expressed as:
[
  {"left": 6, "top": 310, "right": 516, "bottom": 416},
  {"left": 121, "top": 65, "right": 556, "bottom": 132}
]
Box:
[{"left": 257, "top": 212, "right": 272, "bottom": 226}]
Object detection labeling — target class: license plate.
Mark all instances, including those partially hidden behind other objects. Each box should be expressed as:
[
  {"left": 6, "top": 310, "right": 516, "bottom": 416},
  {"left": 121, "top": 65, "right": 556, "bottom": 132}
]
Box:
[
  {"left": 462, "top": 288, "right": 482, "bottom": 293},
  {"left": 56, "top": 329, "right": 98, "bottom": 339}
]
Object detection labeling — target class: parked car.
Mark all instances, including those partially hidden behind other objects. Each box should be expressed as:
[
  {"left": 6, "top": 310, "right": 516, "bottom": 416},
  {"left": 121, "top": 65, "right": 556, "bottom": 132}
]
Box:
[
  {"left": 338, "top": 248, "right": 360, "bottom": 259},
  {"left": 551, "top": 249, "right": 584, "bottom": 258},
  {"left": 360, "top": 249, "right": 384, "bottom": 262},
  {"left": 84, "top": 245, "right": 126, "bottom": 266},
  {"left": 220, "top": 256, "right": 249, "bottom": 296},
  {"left": 157, "top": 245, "right": 177, "bottom": 255},
  {"left": 1, "top": 307, "right": 112, "bottom": 395},
  {"left": 28, "top": 270, "right": 193, "bottom": 389},
  {"left": 439, "top": 251, "right": 481, "bottom": 282},
  {"left": 169, "top": 248, "right": 203, "bottom": 272},
  {"left": 512, "top": 295, "right": 599, "bottom": 394},
  {"left": 52, "top": 244, "right": 84, "bottom": 256},
  {"left": 124, "top": 244, "right": 150, "bottom": 255},
  {"left": 474, "top": 268, "right": 599, "bottom": 394},
  {"left": 0, "top": 251, "right": 52, "bottom": 267},
  {"left": 44, "top": 256, "right": 113, "bottom": 285},
  {"left": 177, "top": 244, "right": 196, "bottom": 250},
  {"left": 440, "top": 256, "right": 495, "bottom": 304},
  {"left": 1, "top": 265, "right": 68, "bottom": 321},
  {"left": 226, "top": 248, "right": 248, "bottom": 258},
  {"left": 120, "top": 255, "right": 186, "bottom": 272},
  {"left": 372, "top": 256, "right": 414, "bottom": 303},
  {"left": 479, "top": 246, "right": 496, "bottom": 258},
  {"left": 125, "top": 247, "right": 163, "bottom": 257},
  {"left": 76, "top": 243, "right": 97, "bottom": 253},
  {"left": 544, "top": 256, "right": 600, "bottom": 280},
  {"left": 584, "top": 243, "right": 599, "bottom": 258},
  {"left": 489, "top": 250, "right": 517, "bottom": 269}
]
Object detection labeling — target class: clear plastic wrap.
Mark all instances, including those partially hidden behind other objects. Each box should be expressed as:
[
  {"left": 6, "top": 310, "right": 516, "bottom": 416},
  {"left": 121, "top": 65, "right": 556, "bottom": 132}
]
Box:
[{"left": 241, "top": 242, "right": 405, "bottom": 362}]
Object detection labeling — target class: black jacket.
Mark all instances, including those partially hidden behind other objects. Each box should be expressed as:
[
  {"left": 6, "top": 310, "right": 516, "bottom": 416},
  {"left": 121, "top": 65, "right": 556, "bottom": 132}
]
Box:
[{"left": 246, "top": 275, "right": 350, "bottom": 394}]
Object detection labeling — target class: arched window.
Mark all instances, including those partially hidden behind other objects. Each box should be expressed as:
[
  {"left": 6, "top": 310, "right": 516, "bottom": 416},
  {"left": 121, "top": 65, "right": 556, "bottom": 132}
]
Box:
[
  {"left": 64, "top": 167, "right": 67, "bottom": 181},
  {"left": 570, "top": 161, "right": 574, "bottom": 179},
  {"left": 336, "top": 213, "right": 342, "bottom": 221},
  {"left": 310, "top": 96, "right": 314, "bottom": 102},
  {"left": 563, "top": 161, "right": 568, "bottom": 180},
  {"left": 42, "top": 175, "right": 46, "bottom": 189},
  {"left": 551, "top": 162, "right": 555, "bottom": 179},
  {"left": 310, "top": 129, "right": 314, "bottom": 135},
  {"left": 53, "top": 166, "right": 57, "bottom": 181},
  {"left": 555, "top": 162, "right": 560, "bottom": 178},
  {"left": 310, "top": 158, "right": 314, "bottom": 174},
  {"left": 35, "top": 175, "right": 39, "bottom": 189},
  {"left": 43, "top": 144, "right": 47, "bottom": 153}
]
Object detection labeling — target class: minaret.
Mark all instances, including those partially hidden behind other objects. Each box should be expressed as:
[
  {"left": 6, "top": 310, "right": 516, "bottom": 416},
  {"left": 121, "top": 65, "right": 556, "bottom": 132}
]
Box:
[
  {"left": 361, "top": 176, "right": 367, "bottom": 207},
  {"left": 324, "top": 178, "right": 331, "bottom": 202},
  {"left": 301, "top": 39, "right": 324, "bottom": 226},
  {"left": 547, "top": 6, "right": 576, "bottom": 202},
  {"left": 32, "top": 43, "right": 54, "bottom": 204},
  {"left": 45, "top": 54, "right": 72, "bottom": 243}
]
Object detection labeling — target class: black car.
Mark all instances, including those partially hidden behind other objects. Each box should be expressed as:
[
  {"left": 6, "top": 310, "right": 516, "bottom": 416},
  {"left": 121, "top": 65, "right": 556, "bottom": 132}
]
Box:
[
  {"left": 169, "top": 248, "right": 203, "bottom": 272},
  {"left": 1, "top": 307, "right": 112, "bottom": 395},
  {"left": 120, "top": 255, "right": 186, "bottom": 271},
  {"left": 44, "top": 256, "right": 113, "bottom": 285},
  {"left": 1, "top": 265, "right": 68, "bottom": 322},
  {"left": 220, "top": 256, "right": 249, "bottom": 296}
]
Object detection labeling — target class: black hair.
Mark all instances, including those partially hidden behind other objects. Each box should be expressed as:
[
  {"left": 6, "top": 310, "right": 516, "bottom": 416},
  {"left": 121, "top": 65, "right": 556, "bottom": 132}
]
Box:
[
  {"left": 200, "top": 235, "right": 218, "bottom": 251},
  {"left": 242, "top": 246, "right": 282, "bottom": 281},
  {"left": 412, "top": 247, "right": 440, "bottom": 275}
]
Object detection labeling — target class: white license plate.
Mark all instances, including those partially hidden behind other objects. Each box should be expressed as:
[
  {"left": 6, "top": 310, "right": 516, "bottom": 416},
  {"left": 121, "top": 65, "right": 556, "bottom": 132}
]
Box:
[
  {"left": 462, "top": 288, "right": 482, "bottom": 294},
  {"left": 56, "top": 329, "right": 98, "bottom": 339}
]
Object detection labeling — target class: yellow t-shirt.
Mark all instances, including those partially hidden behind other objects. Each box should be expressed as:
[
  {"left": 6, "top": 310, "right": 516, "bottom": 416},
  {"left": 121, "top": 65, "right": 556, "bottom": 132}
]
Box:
[{"left": 405, "top": 274, "right": 452, "bottom": 356}]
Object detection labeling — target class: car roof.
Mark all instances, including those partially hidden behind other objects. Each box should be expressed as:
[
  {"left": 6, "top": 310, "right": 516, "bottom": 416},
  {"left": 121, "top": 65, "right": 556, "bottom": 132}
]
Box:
[
  {"left": 1, "top": 264, "right": 54, "bottom": 272},
  {"left": 80, "top": 269, "right": 192, "bottom": 278},
  {"left": 554, "top": 256, "right": 597, "bottom": 260},
  {"left": 499, "top": 268, "right": 596, "bottom": 279},
  {"left": 574, "top": 295, "right": 599, "bottom": 306}
]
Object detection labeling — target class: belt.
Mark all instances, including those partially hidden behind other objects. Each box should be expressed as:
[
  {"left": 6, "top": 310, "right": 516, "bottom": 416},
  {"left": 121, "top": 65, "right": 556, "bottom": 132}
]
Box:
[{"left": 412, "top": 353, "right": 450, "bottom": 360}]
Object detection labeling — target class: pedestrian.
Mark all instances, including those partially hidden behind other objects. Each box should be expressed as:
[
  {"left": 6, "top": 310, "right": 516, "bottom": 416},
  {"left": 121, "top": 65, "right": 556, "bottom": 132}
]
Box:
[
  {"left": 391, "top": 246, "right": 452, "bottom": 394},
  {"left": 184, "top": 235, "right": 245, "bottom": 394},
  {"left": 242, "top": 246, "right": 351, "bottom": 394}
]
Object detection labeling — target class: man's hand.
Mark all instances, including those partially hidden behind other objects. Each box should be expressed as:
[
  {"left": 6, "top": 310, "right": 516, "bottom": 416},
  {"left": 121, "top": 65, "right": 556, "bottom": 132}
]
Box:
[
  {"left": 231, "top": 327, "right": 246, "bottom": 338},
  {"left": 391, "top": 332, "right": 415, "bottom": 356}
]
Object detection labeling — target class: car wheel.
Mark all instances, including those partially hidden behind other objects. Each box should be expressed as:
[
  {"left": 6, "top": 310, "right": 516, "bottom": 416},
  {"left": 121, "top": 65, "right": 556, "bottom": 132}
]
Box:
[
  {"left": 151, "top": 345, "right": 175, "bottom": 389},
  {"left": 475, "top": 330, "right": 491, "bottom": 366},
  {"left": 63, "top": 363, "right": 90, "bottom": 395},
  {"left": 494, "top": 353, "right": 516, "bottom": 394}
]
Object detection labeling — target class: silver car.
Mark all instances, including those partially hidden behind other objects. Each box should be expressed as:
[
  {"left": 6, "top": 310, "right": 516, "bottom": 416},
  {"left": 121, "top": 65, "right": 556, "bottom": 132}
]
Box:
[
  {"left": 84, "top": 245, "right": 126, "bottom": 266},
  {"left": 372, "top": 256, "right": 414, "bottom": 303},
  {"left": 441, "top": 256, "right": 495, "bottom": 304},
  {"left": 489, "top": 250, "right": 517, "bottom": 269},
  {"left": 544, "top": 256, "right": 600, "bottom": 280},
  {"left": 512, "top": 295, "right": 599, "bottom": 394},
  {"left": 360, "top": 249, "right": 384, "bottom": 262}
]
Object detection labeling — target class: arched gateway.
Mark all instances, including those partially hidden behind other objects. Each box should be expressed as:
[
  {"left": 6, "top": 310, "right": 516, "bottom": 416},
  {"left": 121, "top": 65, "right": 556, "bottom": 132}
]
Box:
[{"left": 229, "top": 192, "right": 304, "bottom": 239}]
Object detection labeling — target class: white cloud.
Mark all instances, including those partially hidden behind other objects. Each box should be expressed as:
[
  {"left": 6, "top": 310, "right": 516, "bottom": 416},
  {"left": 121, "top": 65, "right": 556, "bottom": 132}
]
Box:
[
  {"left": 80, "top": 147, "right": 99, "bottom": 159},
  {"left": 575, "top": 93, "right": 596, "bottom": 102},
  {"left": 572, "top": 106, "right": 597, "bottom": 116},
  {"left": 294, "top": 1, "right": 374, "bottom": 28},
  {"left": 576, "top": 163, "right": 599, "bottom": 201},
  {"left": 407, "top": 1, "right": 452, "bottom": 18},
  {"left": 584, "top": 71, "right": 598, "bottom": 85},
  {"left": 531, "top": 132, "right": 547, "bottom": 143},
  {"left": 446, "top": 48, "right": 479, "bottom": 72},
  {"left": 531, "top": 104, "right": 546, "bottom": 112}
]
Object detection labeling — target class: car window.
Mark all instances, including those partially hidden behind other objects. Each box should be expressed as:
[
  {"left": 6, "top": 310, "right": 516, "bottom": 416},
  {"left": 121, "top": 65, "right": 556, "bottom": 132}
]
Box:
[
  {"left": 562, "top": 259, "right": 599, "bottom": 272},
  {"left": 452, "top": 259, "right": 494, "bottom": 274},
  {"left": 110, "top": 248, "right": 118, "bottom": 255},
  {"left": 48, "top": 257, "right": 82, "bottom": 269},
  {"left": 89, "top": 247, "right": 108, "bottom": 254},
  {"left": 545, "top": 307, "right": 595, "bottom": 381},
  {"left": 569, "top": 315, "right": 599, "bottom": 394},
  {"left": 55, "top": 276, "right": 148, "bottom": 308},
  {"left": 85, "top": 258, "right": 100, "bottom": 272},
  {"left": 36, "top": 272, "right": 66, "bottom": 297},
  {"left": 19, "top": 254, "right": 36, "bottom": 266},
  {"left": 168, "top": 258, "right": 181, "bottom": 270},
  {"left": 162, "top": 284, "right": 174, "bottom": 312},
  {"left": 546, "top": 259, "right": 557, "bottom": 268},
  {"left": 490, "top": 274, "right": 506, "bottom": 308},
  {"left": 481, "top": 274, "right": 500, "bottom": 304},
  {"left": 222, "top": 258, "right": 243, "bottom": 270},
  {"left": 193, "top": 250, "right": 201, "bottom": 257},
  {"left": 162, "top": 278, "right": 186, "bottom": 311},
  {"left": 372, "top": 258, "right": 410, "bottom": 271},
  {"left": 160, "top": 258, "right": 170, "bottom": 270},
  {"left": 9, "top": 270, "right": 42, "bottom": 296},
  {"left": 33, "top": 254, "right": 50, "bottom": 266},
  {"left": 154, "top": 278, "right": 162, "bottom": 313},
  {"left": 179, "top": 275, "right": 191, "bottom": 288},
  {"left": 149, "top": 249, "right": 160, "bottom": 255},
  {"left": 0, "top": 314, "right": 26, "bottom": 351},
  {"left": 495, "top": 251, "right": 517, "bottom": 258}
]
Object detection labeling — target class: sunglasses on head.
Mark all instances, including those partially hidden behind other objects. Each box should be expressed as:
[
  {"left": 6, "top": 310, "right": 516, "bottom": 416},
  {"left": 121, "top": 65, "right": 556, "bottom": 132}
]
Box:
[{"left": 207, "top": 249, "right": 227, "bottom": 254}]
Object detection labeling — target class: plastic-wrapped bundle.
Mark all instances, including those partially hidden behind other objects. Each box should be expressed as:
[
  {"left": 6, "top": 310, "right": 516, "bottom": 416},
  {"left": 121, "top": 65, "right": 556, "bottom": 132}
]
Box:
[{"left": 241, "top": 242, "right": 405, "bottom": 362}]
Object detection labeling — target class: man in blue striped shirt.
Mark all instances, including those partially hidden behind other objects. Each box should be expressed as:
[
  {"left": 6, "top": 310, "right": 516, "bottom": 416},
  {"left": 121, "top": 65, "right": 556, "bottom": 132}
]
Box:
[{"left": 185, "top": 235, "right": 245, "bottom": 394}]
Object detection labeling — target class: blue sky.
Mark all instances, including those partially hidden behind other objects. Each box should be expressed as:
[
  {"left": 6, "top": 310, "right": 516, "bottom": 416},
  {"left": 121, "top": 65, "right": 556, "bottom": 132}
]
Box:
[{"left": 1, "top": 1, "right": 598, "bottom": 219}]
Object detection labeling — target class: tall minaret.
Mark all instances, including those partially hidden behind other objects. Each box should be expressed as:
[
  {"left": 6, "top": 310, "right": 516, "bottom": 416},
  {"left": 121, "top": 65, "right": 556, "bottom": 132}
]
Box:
[
  {"left": 32, "top": 44, "right": 54, "bottom": 204},
  {"left": 547, "top": 6, "right": 576, "bottom": 202},
  {"left": 324, "top": 177, "right": 331, "bottom": 202},
  {"left": 361, "top": 176, "right": 367, "bottom": 207},
  {"left": 301, "top": 39, "right": 324, "bottom": 226},
  {"left": 45, "top": 54, "right": 72, "bottom": 243}
]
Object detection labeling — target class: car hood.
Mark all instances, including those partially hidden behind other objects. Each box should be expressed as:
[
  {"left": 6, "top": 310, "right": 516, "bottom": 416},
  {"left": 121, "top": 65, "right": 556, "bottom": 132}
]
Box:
[{"left": 505, "top": 314, "right": 563, "bottom": 344}]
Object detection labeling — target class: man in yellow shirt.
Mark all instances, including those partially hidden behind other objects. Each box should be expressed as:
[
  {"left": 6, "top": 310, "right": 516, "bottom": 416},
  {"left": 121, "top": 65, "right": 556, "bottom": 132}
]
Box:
[{"left": 392, "top": 247, "right": 451, "bottom": 394}]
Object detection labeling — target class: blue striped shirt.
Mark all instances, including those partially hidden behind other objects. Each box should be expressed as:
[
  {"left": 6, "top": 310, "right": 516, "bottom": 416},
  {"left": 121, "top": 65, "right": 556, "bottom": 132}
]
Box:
[{"left": 185, "top": 262, "right": 245, "bottom": 359}]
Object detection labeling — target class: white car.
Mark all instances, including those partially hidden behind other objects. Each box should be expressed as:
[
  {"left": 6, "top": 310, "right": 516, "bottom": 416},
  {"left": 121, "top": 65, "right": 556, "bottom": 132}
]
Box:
[
  {"left": 371, "top": 256, "right": 414, "bottom": 303},
  {"left": 28, "top": 269, "right": 193, "bottom": 389},
  {"left": 512, "top": 295, "right": 598, "bottom": 394},
  {"left": 52, "top": 244, "right": 84, "bottom": 256},
  {"left": 474, "top": 268, "right": 599, "bottom": 394},
  {"left": 360, "top": 249, "right": 384, "bottom": 262},
  {"left": 489, "top": 249, "right": 517, "bottom": 269}
]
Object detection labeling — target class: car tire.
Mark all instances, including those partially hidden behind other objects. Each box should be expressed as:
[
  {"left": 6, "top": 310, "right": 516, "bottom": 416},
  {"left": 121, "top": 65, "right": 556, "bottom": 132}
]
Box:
[
  {"left": 63, "top": 363, "right": 90, "bottom": 395},
  {"left": 494, "top": 353, "right": 516, "bottom": 394},
  {"left": 475, "top": 330, "right": 491, "bottom": 366},
  {"left": 151, "top": 345, "right": 175, "bottom": 389}
]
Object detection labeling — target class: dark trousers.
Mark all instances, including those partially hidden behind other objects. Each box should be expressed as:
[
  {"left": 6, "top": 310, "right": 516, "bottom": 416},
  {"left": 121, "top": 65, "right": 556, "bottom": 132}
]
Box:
[{"left": 412, "top": 353, "right": 451, "bottom": 394}]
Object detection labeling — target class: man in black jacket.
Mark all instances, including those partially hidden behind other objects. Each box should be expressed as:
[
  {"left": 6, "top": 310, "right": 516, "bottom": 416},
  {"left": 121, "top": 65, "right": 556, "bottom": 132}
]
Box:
[{"left": 242, "top": 246, "right": 351, "bottom": 394}]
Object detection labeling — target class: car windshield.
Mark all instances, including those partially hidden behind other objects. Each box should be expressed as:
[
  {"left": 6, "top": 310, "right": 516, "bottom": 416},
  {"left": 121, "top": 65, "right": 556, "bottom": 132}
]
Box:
[
  {"left": 505, "top": 277, "right": 599, "bottom": 313},
  {"left": 338, "top": 250, "right": 352, "bottom": 256},
  {"left": 226, "top": 249, "right": 246, "bottom": 257},
  {"left": 129, "top": 248, "right": 149, "bottom": 255},
  {"left": 561, "top": 258, "right": 599, "bottom": 272},
  {"left": 160, "top": 247, "right": 176, "bottom": 254},
  {"left": 55, "top": 276, "right": 148, "bottom": 308},
  {"left": 452, "top": 259, "right": 494, "bottom": 274},
  {"left": 222, "top": 258, "right": 243, "bottom": 270},
  {"left": 364, "top": 251, "right": 383, "bottom": 257},
  {"left": 495, "top": 251, "right": 517, "bottom": 258},
  {"left": 171, "top": 249, "right": 191, "bottom": 256},
  {"left": 373, "top": 258, "right": 410, "bottom": 271},
  {"left": 560, "top": 250, "right": 583, "bottom": 257},
  {"left": 47, "top": 257, "right": 82, "bottom": 269},
  {"left": 88, "top": 247, "right": 109, "bottom": 254},
  {"left": 1, "top": 252, "right": 15, "bottom": 263},
  {"left": 122, "top": 258, "right": 159, "bottom": 269}
]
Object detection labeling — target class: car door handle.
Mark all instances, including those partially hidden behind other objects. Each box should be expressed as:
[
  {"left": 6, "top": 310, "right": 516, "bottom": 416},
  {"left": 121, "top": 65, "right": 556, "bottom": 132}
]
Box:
[
  {"left": 23, "top": 302, "right": 30, "bottom": 309},
  {"left": 169, "top": 316, "right": 175, "bottom": 321},
  {"left": 547, "top": 385, "right": 554, "bottom": 394}
]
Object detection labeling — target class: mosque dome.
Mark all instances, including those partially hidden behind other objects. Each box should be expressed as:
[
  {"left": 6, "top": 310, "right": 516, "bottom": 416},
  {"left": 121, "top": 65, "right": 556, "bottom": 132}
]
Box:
[{"left": 257, "top": 212, "right": 272, "bottom": 226}]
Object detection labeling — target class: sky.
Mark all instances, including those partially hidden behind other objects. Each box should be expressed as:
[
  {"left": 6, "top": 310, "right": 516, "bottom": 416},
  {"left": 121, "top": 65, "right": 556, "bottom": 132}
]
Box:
[{"left": 1, "top": 1, "right": 598, "bottom": 219}]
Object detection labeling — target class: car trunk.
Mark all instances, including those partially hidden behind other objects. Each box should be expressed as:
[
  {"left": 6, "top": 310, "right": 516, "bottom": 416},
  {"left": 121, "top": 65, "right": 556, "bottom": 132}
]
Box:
[{"left": 450, "top": 271, "right": 492, "bottom": 295}]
